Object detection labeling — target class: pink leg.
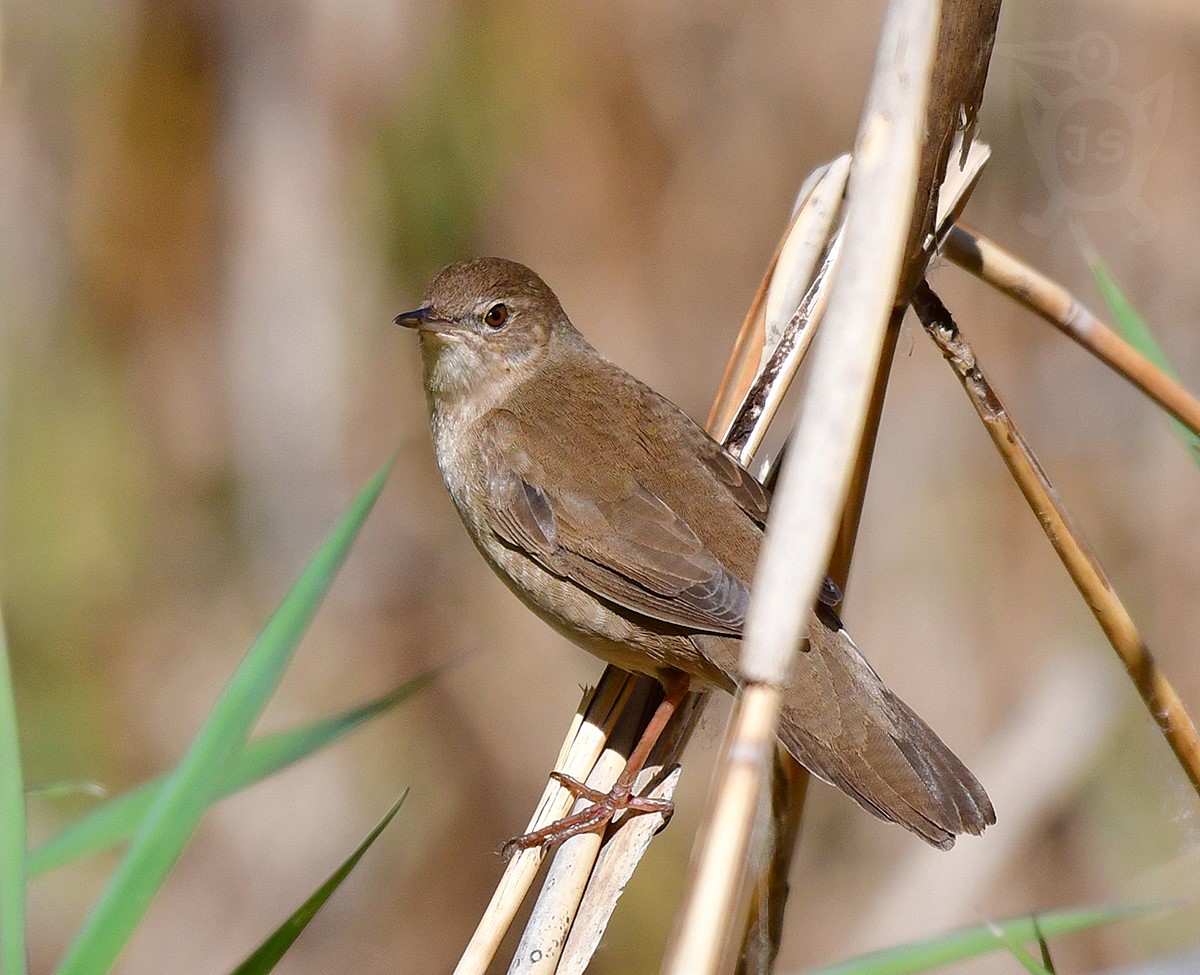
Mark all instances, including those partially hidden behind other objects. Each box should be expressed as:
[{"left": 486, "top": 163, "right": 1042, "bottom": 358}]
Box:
[{"left": 502, "top": 672, "right": 690, "bottom": 859}]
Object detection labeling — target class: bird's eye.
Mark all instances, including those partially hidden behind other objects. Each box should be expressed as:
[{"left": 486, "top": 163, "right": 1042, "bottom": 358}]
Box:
[{"left": 483, "top": 303, "right": 509, "bottom": 329}]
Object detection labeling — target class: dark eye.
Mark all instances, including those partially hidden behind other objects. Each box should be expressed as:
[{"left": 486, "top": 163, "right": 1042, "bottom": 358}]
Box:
[{"left": 483, "top": 303, "right": 509, "bottom": 329}]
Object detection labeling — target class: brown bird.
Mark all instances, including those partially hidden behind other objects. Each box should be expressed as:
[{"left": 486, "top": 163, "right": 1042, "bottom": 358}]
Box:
[{"left": 396, "top": 257, "right": 994, "bottom": 851}]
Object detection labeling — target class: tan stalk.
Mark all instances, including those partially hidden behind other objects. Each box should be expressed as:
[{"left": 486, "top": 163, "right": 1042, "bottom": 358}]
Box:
[
  {"left": 944, "top": 224, "right": 1200, "bottom": 438},
  {"left": 738, "top": 131, "right": 993, "bottom": 973},
  {"left": 453, "top": 668, "right": 642, "bottom": 975},
  {"left": 709, "top": 158, "right": 851, "bottom": 442},
  {"left": 912, "top": 281, "right": 1200, "bottom": 795},
  {"left": 509, "top": 678, "right": 658, "bottom": 975},
  {"left": 663, "top": 1, "right": 944, "bottom": 972}
]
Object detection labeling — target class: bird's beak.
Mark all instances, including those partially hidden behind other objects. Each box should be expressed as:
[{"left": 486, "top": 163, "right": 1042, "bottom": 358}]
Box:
[
  {"left": 394, "top": 306, "right": 433, "bottom": 329},
  {"left": 394, "top": 305, "right": 459, "bottom": 335}
]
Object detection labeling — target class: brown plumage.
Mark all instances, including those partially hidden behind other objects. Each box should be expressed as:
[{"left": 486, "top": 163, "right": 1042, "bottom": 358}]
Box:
[{"left": 397, "top": 257, "right": 994, "bottom": 849}]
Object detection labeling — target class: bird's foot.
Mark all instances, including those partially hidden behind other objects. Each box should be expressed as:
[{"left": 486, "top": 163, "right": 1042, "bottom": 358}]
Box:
[{"left": 499, "top": 771, "right": 674, "bottom": 860}]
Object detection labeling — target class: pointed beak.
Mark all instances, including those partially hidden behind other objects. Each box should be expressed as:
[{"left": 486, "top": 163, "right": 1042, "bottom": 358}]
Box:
[
  {"left": 393, "top": 306, "right": 434, "bottom": 329},
  {"left": 394, "top": 305, "right": 458, "bottom": 336}
]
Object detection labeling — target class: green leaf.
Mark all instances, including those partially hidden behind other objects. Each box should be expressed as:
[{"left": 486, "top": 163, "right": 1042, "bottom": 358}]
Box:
[
  {"left": 52, "top": 458, "right": 393, "bottom": 975},
  {"left": 228, "top": 790, "right": 408, "bottom": 975},
  {"left": 800, "top": 903, "right": 1159, "bottom": 975},
  {"left": 1033, "top": 917, "right": 1057, "bottom": 975},
  {"left": 29, "top": 670, "right": 434, "bottom": 877},
  {"left": 1091, "top": 260, "right": 1200, "bottom": 469},
  {"left": 987, "top": 920, "right": 1053, "bottom": 975},
  {"left": 0, "top": 607, "right": 29, "bottom": 975}
]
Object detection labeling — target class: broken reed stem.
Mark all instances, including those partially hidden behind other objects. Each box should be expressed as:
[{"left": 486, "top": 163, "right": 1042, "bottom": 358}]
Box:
[
  {"left": 944, "top": 224, "right": 1200, "bottom": 439},
  {"left": 710, "top": 156, "right": 851, "bottom": 446},
  {"left": 709, "top": 223, "right": 795, "bottom": 438},
  {"left": 912, "top": 280, "right": 1200, "bottom": 797}
]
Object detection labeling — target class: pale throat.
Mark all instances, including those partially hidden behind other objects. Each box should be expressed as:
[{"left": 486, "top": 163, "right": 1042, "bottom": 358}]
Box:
[{"left": 420, "top": 334, "right": 541, "bottom": 505}]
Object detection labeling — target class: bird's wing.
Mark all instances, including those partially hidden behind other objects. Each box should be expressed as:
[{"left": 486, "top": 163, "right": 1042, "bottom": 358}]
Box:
[
  {"left": 695, "top": 432, "right": 843, "bottom": 610},
  {"left": 698, "top": 441, "right": 769, "bottom": 526},
  {"left": 479, "top": 409, "right": 749, "bottom": 634}
]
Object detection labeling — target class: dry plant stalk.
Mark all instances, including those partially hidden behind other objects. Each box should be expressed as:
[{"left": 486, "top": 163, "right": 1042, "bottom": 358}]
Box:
[
  {"left": 454, "top": 668, "right": 642, "bottom": 975},
  {"left": 509, "top": 677, "right": 657, "bottom": 975},
  {"left": 557, "top": 691, "right": 705, "bottom": 971},
  {"left": 718, "top": 157, "right": 856, "bottom": 464},
  {"left": 708, "top": 156, "right": 850, "bottom": 441},
  {"left": 664, "top": 1, "right": 944, "bottom": 971},
  {"left": 944, "top": 223, "right": 1200, "bottom": 438},
  {"left": 735, "top": 135, "right": 992, "bottom": 974},
  {"left": 912, "top": 281, "right": 1200, "bottom": 795}
]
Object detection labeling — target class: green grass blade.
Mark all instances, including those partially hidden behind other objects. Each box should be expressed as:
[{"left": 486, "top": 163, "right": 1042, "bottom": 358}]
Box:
[
  {"left": 0, "top": 607, "right": 29, "bottom": 975},
  {"left": 800, "top": 903, "right": 1158, "bottom": 975},
  {"left": 1090, "top": 260, "right": 1200, "bottom": 468},
  {"left": 988, "top": 920, "right": 1053, "bottom": 975},
  {"left": 228, "top": 790, "right": 408, "bottom": 975},
  {"left": 52, "top": 458, "right": 393, "bottom": 975},
  {"left": 29, "top": 670, "right": 434, "bottom": 876}
]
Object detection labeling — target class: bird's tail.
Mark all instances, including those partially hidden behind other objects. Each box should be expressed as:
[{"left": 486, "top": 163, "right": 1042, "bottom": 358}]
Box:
[{"left": 774, "top": 614, "right": 994, "bottom": 849}]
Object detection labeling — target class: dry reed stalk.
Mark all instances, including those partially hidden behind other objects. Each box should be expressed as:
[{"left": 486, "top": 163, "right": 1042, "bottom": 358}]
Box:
[
  {"left": 738, "top": 133, "right": 993, "bottom": 973},
  {"left": 944, "top": 224, "right": 1200, "bottom": 438},
  {"left": 912, "top": 280, "right": 1200, "bottom": 796},
  {"left": 508, "top": 677, "right": 657, "bottom": 975},
  {"left": 453, "top": 668, "right": 640, "bottom": 975},
  {"left": 709, "top": 157, "right": 851, "bottom": 442},
  {"left": 663, "top": 684, "right": 786, "bottom": 975},
  {"left": 557, "top": 690, "right": 705, "bottom": 973},
  {"left": 663, "top": 2, "right": 944, "bottom": 971}
]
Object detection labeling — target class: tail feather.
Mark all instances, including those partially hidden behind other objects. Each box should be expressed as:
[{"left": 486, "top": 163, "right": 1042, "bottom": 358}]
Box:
[{"left": 774, "top": 616, "right": 995, "bottom": 849}]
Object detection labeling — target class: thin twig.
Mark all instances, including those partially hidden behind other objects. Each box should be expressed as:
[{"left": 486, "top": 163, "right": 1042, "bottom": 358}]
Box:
[
  {"left": 944, "top": 223, "right": 1200, "bottom": 438},
  {"left": 913, "top": 280, "right": 1200, "bottom": 796}
]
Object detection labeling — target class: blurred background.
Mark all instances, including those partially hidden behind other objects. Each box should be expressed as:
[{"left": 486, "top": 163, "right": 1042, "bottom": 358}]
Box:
[{"left": 2, "top": 0, "right": 1198, "bottom": 972}]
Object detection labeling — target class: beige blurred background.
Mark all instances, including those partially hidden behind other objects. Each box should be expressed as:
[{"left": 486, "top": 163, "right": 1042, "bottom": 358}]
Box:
[{"left": 2, "top": 1, "right": 1198, "bottom": 972}]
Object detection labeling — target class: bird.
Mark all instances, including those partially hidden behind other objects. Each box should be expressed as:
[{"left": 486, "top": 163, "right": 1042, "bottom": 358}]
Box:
[{"left": 395, "top": 256, "right": 994, "bottom": 852}]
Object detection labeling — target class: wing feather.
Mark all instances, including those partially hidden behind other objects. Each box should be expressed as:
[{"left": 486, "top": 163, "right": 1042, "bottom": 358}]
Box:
[{"left": 480, "top": 410, "right": 750, "bottom": 634}]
